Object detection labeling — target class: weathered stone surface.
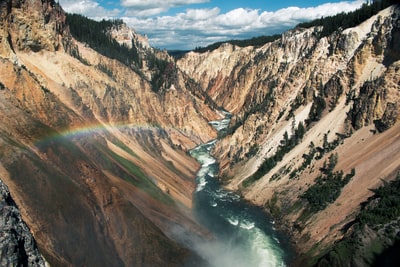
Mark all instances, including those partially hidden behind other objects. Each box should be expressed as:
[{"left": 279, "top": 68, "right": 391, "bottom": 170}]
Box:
[
  {"left": 179, "top": 5, "right": 400, "bottom": 258},
  {"left": 0, "top": 179, "right": 46, "bottom": 267},
  {"left": 0, "top": 1, "right": 219, "bottom": 266},
  {"left": 1, "top": 0, "right": 400, "bottom": 266}
]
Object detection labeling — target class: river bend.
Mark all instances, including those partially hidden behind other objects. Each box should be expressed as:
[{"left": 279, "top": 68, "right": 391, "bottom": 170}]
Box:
[{"left": 189, "top": 113, "right": 293, "bottom": 267}]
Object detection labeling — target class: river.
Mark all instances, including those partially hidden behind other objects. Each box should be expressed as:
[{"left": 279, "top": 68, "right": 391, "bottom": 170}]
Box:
[{"left": 188, "top": 112, "right": 294, "bottom": 267}]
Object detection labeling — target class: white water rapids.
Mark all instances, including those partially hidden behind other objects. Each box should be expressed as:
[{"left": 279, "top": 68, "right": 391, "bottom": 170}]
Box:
[{"left": 188, "top": 112, "right": 292, "bottom": 267}]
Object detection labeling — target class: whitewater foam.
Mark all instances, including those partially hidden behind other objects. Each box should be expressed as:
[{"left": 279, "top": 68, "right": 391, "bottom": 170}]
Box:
[
  {"left": 190, "top": 111, "right": 290, "bottom": 267},
  {"left": 250, "top": 227, "right": 285, "bottom": 267},
  {"left": 227, "top": 217, "right": 239, "bottom": 226},
  {"left": 240, "top": 220, "right": 255, "bottom": 230}
]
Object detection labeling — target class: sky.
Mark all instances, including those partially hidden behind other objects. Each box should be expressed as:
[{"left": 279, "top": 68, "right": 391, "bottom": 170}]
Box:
[{"left": 58, "top": 0, "right": 367, "bottom": 50}]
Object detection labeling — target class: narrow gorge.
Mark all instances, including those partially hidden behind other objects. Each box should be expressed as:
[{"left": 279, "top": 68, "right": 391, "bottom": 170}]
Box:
[
  {"left": 177, "top": 4, "right": 400, "bottom": 265},
  {"left": 0, "top": 0, "right": 399, "bottom": 266},
  {"left": 188, "top": 113, "right": 294, "bottom": 266}
]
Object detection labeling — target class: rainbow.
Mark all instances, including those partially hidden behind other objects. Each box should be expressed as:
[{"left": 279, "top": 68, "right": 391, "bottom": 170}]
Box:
[
  {"left": 34, "top": 121, "right": 164, "bottom": 146},
  {"left": 32, "top": 119, "right": 195, "bottom": 149}
]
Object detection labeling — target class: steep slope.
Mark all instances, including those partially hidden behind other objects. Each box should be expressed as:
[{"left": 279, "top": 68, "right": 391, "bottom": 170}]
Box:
[
  {"left": 0, "top": 0, "right": 219, "bottom": 266},
  {"left": 178, "top": 4, "right": 400, "bottom": 265}
]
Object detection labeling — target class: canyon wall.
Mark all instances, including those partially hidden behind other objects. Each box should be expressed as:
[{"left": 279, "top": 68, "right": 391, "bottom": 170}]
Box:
[
  {"left": 1, "top": 0, "right": 399, "bottom": 266},
  {"left": 0, "top": 0, "right": 218, "bottom": 265},
  {"left": 178, "top": 5, "right": 400, "bottom": 264}
]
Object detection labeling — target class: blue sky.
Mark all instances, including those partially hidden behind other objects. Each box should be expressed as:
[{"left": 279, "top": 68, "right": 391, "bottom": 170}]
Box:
[
  {"left": 168, "top": 0, "right": 359, "bottom": 13},
  {"left": 59, "top": 0, "right": 366, "bottom": 50}
]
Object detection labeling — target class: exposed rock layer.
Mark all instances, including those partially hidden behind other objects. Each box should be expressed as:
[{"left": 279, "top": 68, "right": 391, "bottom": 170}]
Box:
[
  {"left": 0, "top": 0, "right": 217, "bottom": 266},
  {"left": 1, "top": 0, "right": 400, "bottom": 266},
  {"left": 178, "top": 5, "right": 400, "bottom": 262}
]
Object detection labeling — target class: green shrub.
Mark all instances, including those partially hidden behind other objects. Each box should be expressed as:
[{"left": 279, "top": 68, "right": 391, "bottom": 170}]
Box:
[
  {"left": 300, "top": 154, "right": 355, "bottom": 213},
  {"left": 242, "top": 122, "right": 308, "bottom": 187}
]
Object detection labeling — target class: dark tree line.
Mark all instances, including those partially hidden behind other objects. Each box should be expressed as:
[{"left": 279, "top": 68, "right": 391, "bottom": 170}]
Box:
[
  {"left": 297, "top": 0, "right": 398, "bottom": 37},
  {"left": 357, "top": 174, "right": 400, "bottom": 226},
  {"left": 66, "top": 13, "right": 141, "bottom": 68}
]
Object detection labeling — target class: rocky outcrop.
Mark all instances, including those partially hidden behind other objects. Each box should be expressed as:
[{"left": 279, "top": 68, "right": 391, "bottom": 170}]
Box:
[
  {"left": 0, "top": 179, "right": 46, "bottom": 267},
  {"left": 178, "top": 4, "right": 400, "bottom": 263},
  {"left": 348, "top": 73, "right": 399, "bottom": 131},
  {"left": 0, "top": 0, "right": 68, "bottom": 57},
  {"left": 109, "top": 22, "right": 150, "bottom": 49}
]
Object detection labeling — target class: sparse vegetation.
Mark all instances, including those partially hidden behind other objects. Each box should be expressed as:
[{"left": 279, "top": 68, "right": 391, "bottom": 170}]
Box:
[
  {"left": 147, "top": 54, "right": 176, "bottom": 92},
  {"left": 245, "top": 144, "right": 259, "bottom": 158},
  {"left": 287, "top": 93, "right": 306, "bottom": 120},
  {"left": 193, "top": 34, "right": 281, "bottom": 53},
  {"left": 313, "top": 173, "right": 400, "bottom": 267},
  {"left": 306, "top": 94, "right": 326, "bottom": 125},
  {"left": 292, "top": 142, "right": 317, "bottom": 177},
  {"left": 41, "top": 86, "right": 51, "bottom": 94},
  {"left": 242, "top": 121, "right": 307, "bottom": 187},
  {"left": 70, "top": 47, "right": 91, "bottom": 66},
  {"left": 97, "top": 63, "right": 114, "bottom": 79},
  {"left": 265, "top": 193, "right": 281, "bottom": 218},
  {"left": 358, "top": 175, "right": 400, "bottom": 227},
  {"left": 226, "top": 90, "right": 275, "bottom": 137}
]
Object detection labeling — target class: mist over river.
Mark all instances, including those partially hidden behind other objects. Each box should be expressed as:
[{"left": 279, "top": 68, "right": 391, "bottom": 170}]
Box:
[{"left": 187, "top": 113, "right": 294, "bottom": 267}]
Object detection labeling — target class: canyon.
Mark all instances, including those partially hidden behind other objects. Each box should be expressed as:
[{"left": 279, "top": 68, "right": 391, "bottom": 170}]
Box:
[
  {"left": 0, "top": 0, "right": 399, "bottom": 266},
  {"left": 178, "top": 4, "right": 400, "bottom": 262}
]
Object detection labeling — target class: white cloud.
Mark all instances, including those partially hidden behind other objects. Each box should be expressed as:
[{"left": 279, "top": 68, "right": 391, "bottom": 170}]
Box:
[
  {"left": 121, "top": 0, "right": 209, "bottom": 8},
  {"left": 216, "top": 8, "right": 259, "bottom": 27},
  {"left": 59, "top": 0, "right": 120, "bottom": 18},
  {"left": 124, "top": 7, "right": 166, "bottom": 17},
  {"left": 184, "top": 7, "right": 220, "bottom": 21},
  {"left": 59, "top": 0, "right": 366, "bottom": 50},
  {"left": 121, "top": 0, "right": 210, "bottom": 16},
  {"left": 259, "top": 1, "right": 367, "bottom": 26},
  {"left": 123, "top": 0, "right": 365, "bottom": 50}
]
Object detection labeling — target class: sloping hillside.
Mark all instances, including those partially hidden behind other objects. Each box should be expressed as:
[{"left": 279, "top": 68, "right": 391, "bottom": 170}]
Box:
[
  {"left": 178, "top": 4, "right": 400, "bottom": 265},
  {"left": 0, "top": 0, "right": 219, "bottom": 265}
]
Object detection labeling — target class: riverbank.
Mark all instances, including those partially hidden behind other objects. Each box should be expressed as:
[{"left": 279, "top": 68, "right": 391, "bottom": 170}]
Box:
[{"left": 188, "top": 111, "right": 295, "bottom": 266}]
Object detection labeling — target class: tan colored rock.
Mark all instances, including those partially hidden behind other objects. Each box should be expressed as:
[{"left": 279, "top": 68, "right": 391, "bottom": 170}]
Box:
[{"left": 180, "top": 5, "right": 400, "bottom": 257}]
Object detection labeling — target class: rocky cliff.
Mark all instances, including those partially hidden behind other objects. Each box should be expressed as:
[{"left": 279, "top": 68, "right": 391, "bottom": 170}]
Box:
[
  {"left": 0, "top": 179, "right": 46, "bottom": 267},
  {"left": 0, "top": 0, "right": 219, "bottom": 266},
  {"left": 178, "top": 4, "right": 400, "bottom": 265}
]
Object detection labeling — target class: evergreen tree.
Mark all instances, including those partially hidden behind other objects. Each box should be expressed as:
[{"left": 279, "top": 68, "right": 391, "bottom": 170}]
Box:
[
  {"left": 296, "top": 0, "right": 397, "bottom": 37},
  {"left": 66, "top": 14, "right": 141, "bottom": 69}
]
